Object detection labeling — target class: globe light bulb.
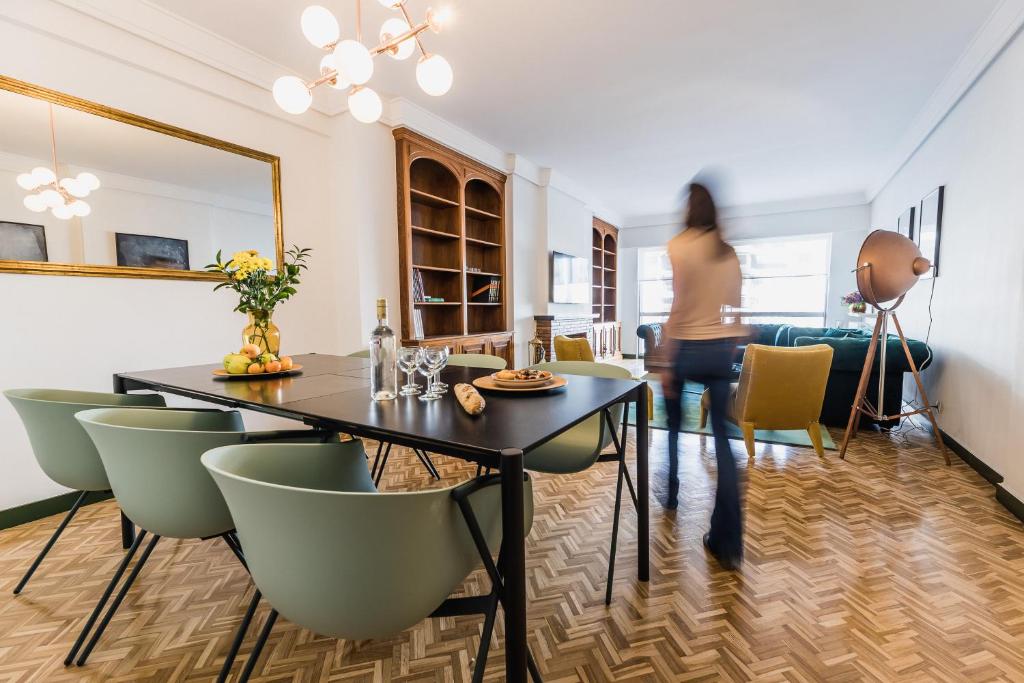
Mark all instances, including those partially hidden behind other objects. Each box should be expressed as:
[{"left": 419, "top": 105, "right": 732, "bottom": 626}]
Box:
[
  {"left": 333, "top": 40, "right": 373, "bottom": 85},
  {"left": 16, "top": 172, "right": 38, "bottom": 190},
  {"left": 31, "top": 166, "right": 55, "bottom": 186},
  {"left": 379, "top": 18, "right": 414, "bottom": 60},
  {"left": 69, "top": 199, "right": 91, "bottom": 217},
  {"left": 348, "top": 86, "right": 383, "bottom": 124},
  {"left": 76, "top": 172, "right": 101, "bottom": 191},
  {"left": 52, "top": 203, "right": 75, "bottom": 220},
  {"left": 426, "top": 6, "right": 453, "bottom": 32},
  {"left": 416, "top": 53, "right": 453, "bottom": 96},
  {"left": 272, "top": 75, "right": 313, "bottom": 115},
  {"left": 377, "top": 0, "right": 404, "bottom": 8},
  {"left": 40, "top": 188, "right": 63, "bottom": 208},
  {"left": 320, "top": 54, "right": 351, "bottom": 90},
  {"left": 300, "top": 5, "right": 340, "bottom": 48},
  {"left": 23, "top": 193, "right": 46, "bottom": 212},
  {"left": 60, "top": 177, "right": 89, "bottom": 198}
]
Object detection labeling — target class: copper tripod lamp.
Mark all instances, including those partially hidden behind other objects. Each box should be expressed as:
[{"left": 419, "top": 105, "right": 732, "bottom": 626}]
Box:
[{"left": 839, "top": 229, "right": 949, "bottom": 464}]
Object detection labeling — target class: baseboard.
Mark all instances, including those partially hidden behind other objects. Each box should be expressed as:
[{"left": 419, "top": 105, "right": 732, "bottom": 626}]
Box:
[
  {"left": 997, "top": 485, "right": 1024, "bottom": 523},
  {"left": 940, "top": 429, "right": 1003, "bottom": 485},
  {"left": 621, "top": 353, "right": 639, "bottom": 359},
  {"left": 0, "top": 490, "right": 113, "bottom": 532}
]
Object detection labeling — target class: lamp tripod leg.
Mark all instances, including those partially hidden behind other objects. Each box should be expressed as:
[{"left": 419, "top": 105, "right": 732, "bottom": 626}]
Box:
[
  {"left": 840, "top": 313, "right": 884, "bottom": 460},
  {"left": 891, "top": 314, "right": 949, "bottom": 465}
]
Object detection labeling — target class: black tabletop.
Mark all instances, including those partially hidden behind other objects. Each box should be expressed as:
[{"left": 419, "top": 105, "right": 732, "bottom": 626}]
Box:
[{"left": 118, "top": 353, "right": 642, "bottom": 458}]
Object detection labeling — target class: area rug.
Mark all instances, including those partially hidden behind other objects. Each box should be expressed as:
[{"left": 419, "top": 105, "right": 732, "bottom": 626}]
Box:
[{"left": 628, "top": 378, "right": 836, "bottom": 450}]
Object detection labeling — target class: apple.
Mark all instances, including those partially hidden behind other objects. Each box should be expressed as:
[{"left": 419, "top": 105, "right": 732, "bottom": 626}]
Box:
[
  {"left": 223, "top": 353, "right": 252, "bottom": 375},
  {"left": 247, "top": 363, "right": 264, "bottom": 374},
  {"left": 258, "top": 352, "right": 278, "bottom": 366},
  {"left": 265, "top": 360, "right": 282, "bottom": 373},
  {"left": 240, "top": 344, "right": 261, "bottom": 359},
  {"left": 279, "top": 356, "right": 294, "bottom": 371}
]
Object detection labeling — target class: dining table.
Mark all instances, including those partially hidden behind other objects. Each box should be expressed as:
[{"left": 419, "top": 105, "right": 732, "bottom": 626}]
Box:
[{"left": 112, "top": 352, "right": 649, "bottom": 682}]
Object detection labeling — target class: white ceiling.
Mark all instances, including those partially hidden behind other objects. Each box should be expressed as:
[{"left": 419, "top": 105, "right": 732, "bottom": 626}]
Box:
[{"left": 148, "top": 0, "right": 1001, "bottom": 216}]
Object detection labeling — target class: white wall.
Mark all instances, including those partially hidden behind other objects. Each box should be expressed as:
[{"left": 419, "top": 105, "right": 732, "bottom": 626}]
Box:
[
  {"left": 870, "top": 26, "right": 1024, "bottom": 498},
  {"left": 0, "top": 7, "right": 351, "bottom": 509},
  {"left": 617, "top": 201, "right": 871, "bottom": 354},
  {"left": 510, "top": 174, "right": 546, "bottom": 367},
  {"left": 544, "top": 186, "right": 594, "bottom": 319}
]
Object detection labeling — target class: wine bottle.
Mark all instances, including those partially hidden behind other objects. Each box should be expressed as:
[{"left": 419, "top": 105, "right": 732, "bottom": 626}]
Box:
[{"left": 369, "top": 298, "right": 397, "bottom": 401}]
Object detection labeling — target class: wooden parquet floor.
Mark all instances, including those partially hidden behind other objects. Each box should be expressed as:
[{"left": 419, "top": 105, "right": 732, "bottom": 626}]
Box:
[{"left": 2, "top": 428, "right": 1024, "bottom": 682}]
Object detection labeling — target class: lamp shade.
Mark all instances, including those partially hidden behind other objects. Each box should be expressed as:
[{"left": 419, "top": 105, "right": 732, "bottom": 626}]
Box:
[{"left": 855, "top": 229, "right": 931, "bottom": 306}]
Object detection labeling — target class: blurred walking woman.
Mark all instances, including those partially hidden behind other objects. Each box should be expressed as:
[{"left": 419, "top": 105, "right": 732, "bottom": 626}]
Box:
[{"left": 662, "top": 181, "right": 745, "bottom": 570}]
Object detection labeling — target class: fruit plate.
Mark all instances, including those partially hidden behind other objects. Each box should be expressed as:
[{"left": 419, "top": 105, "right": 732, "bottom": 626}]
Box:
[
  {"left": 490, "top": 371, "right": 553, "bottom": 388},
  {"left": 472, "top": 374, "right": 567, "bottom": 393},
  {"left": 212, "top": 364, "right": 303, "bottom": 380}
]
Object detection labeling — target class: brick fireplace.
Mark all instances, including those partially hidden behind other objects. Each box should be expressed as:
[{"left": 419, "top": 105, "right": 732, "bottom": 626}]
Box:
[{"left": 533, "top": 315, "right": 594, "bottom": 361}]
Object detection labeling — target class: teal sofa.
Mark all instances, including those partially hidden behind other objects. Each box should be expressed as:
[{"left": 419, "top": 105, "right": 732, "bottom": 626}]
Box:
[{"left": 636, "top": 322, "right": 933, "bottom": 428}]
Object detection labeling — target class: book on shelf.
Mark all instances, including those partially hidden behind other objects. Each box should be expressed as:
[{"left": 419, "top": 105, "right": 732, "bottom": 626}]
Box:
[
  {"left": 412, "top": 269, "right": 426, "bottom": 302},
  {"left": 412, "top": 309, "right": 424, "bottom": 339}
]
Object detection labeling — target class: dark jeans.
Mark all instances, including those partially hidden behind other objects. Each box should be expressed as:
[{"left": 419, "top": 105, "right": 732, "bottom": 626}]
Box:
[{"left": 663, "top": 337, "right": 743, "bottom": 558}]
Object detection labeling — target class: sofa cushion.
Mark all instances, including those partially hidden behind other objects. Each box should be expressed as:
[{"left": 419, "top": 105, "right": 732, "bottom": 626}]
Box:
[{"left": 793, "top": 335, "right": 932, "bottom": 373}]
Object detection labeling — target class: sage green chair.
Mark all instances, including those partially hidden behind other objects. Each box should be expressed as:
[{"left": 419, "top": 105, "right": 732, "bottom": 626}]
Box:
[
  {"left": 203, "top": 443, "right": 538, "bottom": 683},
  {"left": 66, "top": 407, "right": 336, "bottom": 668},
  {"left": 3, "top": 388, "right": 165, "bottom": 595},
  {"left": 446, "top": 353, "right": 507, "bottom": 370},
  {"left": 346, "top": 349, "right": 371, "bottom": 358},
  {"left": 528, "top": 361, "right": 636, "bottom": 605}
]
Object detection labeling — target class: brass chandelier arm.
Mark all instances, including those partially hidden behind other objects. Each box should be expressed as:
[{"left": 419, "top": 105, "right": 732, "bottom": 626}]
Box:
[{"left": 398, "top": 3, "right": 429, "bottom": 57}]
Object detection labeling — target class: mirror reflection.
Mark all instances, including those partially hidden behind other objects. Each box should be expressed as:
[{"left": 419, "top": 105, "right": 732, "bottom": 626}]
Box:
[{"left": 0, "top": 84, "right": 278, "bottom": 276}]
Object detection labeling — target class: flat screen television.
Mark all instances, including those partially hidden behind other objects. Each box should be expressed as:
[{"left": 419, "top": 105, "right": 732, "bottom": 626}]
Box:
[{"left": 550, "top": 251, "right": 589, "bottom": 304}]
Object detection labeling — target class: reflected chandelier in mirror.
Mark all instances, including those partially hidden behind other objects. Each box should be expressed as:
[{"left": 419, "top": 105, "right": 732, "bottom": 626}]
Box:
[{"left": 0, "top": 75, "right": 283, "bottom": 281}]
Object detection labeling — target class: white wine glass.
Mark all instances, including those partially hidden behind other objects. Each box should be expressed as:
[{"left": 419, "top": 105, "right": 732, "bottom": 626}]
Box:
[
  {"left": 398, "top": 346, "right": 422, "bottom": 395},
  {"left": 417, "top": 347, "right": 442, "bottom": 401},
  {"left": 432, "top": 345, "right": 450, "bottom": 393}
]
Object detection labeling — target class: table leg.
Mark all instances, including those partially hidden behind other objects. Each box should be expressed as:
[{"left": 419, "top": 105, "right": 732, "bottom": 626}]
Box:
[
  {"left": 500, "top": 448, "right": 527, "bottom": 682},
  {"left": 637, "top": 383, "right": 650, "bottom": 582},
  {"left": 111, "top": 374, "right": 135, "bottom": 550}
]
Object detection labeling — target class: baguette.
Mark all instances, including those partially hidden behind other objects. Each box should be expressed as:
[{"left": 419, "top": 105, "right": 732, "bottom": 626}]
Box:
[{"left": 454, "top": 383, "right": 486, "bottom": 415}]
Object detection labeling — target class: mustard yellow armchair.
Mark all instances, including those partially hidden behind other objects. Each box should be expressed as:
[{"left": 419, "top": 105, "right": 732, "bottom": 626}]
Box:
[
  {"left": 553, "top": 335, "right": 595, "bottom": 362},
  {"left": 700, "top": 343, "right": 834, "bottom": 458}
]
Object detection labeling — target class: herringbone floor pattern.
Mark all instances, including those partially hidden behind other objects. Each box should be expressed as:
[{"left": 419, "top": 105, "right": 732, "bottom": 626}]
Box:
[{"left": 2, "top": 427, "right": 1023, "bottom": 681}]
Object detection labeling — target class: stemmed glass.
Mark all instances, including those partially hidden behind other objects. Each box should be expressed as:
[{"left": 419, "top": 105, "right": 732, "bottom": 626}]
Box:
[
  {"left": 432, "top": 346, "right": 450, "bottom": 394},
  {"left": 417, "top": 347, "right": 443, "bottom": 401},
  {"left": 398, "top": 346, "right": 422, "bottom": 396}
]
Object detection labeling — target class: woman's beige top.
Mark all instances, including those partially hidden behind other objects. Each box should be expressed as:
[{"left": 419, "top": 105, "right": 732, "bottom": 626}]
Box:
[{"left": 664, "top": 227, "right": 745, "bottom": 340}]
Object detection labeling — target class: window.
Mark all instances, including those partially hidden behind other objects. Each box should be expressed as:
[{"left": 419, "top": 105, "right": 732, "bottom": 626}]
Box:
[{"left": 636, "top": 233, "right": 830, "bottom": 330}]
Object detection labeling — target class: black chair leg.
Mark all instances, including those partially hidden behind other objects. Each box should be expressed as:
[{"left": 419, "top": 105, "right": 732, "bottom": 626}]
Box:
[
  {"left": 77, "top": 534, "right": 161, "bottom": 665},
  {"left": 238, "top": 608, "right": 278, "bottom": 683},
  {"left": 471, "top": 593, "right": 500, "bottom": 683},
  {"left": 14, "top": 490, "right": 89, "bottom": 595},
  {"left": 414, "top": 448, "right": 441, "bottom": 480},
  {"left": 218, "top": 589, "right": 262, "bottom": 683},
  {"left": 373, "top": 443, "right": 393, "bottom": 487},
  {"left": 527, "top": 649, "right": 544, "bottom": 682},
  {"left": 606, "top": 454, "right": 627, "bottom": 606},
  {"left": 65, "top": 529, "right": 147, "bottom": 666},
  {"left": 222, "top": 534, "right": 248, "bottom": 572}
]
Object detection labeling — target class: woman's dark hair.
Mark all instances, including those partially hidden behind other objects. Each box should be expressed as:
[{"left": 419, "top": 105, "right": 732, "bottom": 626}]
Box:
[{"left": 685, "top": 182, "right": 718, "bottom": 231}]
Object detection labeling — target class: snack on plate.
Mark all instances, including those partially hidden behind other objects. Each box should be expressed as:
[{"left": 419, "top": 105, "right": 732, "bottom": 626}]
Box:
[
  {"left": 496, "top": 368, "right": 553, "bottom": 382},
  {"left": 455, "top": 383, "right": 485, "bottom": 415}
]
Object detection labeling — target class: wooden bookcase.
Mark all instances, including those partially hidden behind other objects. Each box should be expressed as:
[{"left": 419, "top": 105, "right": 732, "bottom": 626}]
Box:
[
  {"left": 394, "top": 128, "right": 513, "bottom": 365},
  {"left": 592, "top": 217, "right": 622, "bottom": 359}
]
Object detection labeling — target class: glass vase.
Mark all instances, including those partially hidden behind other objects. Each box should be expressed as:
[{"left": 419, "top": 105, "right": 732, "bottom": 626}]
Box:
[
  {"left": 849, "top": 302, "right": 867, "bottom": 314},
  {"left": 243, "top": 310, "right": 280, "bottom": 355}
]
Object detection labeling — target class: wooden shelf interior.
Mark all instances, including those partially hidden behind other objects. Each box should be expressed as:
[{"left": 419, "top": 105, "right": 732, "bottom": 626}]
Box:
[{"left": 592, "top": 219, "right": 618, "bottom": 323}]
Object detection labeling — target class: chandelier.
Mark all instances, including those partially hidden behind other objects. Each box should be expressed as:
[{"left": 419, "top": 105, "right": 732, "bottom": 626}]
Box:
[
  {"left": 272, "top": 1, "right": 454, "bottom": 122},
  {"left": 17, "top": 103, "right": 100, "bottom": 220}
]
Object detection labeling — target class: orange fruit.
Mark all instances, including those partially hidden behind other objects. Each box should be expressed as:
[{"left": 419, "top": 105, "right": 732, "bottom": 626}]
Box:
[
  {"left": 265, "top": 360, "right": 282, "bottom": 373},
  {"left": 247, "top": 363, "right": 264, "bottom": 374},
  {"left": 280, "top": 356, "right": 294, "bottom": 371}
]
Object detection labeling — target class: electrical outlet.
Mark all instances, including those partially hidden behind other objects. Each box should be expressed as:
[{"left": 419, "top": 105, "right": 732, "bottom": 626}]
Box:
[{"left": 933, "top": 401, "right": 941, "bottom": 413}]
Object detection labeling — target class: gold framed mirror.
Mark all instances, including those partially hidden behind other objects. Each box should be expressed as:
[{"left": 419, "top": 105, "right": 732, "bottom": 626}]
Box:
[{"left": 0, "top": 75, "right": 282, "bottom": 281}]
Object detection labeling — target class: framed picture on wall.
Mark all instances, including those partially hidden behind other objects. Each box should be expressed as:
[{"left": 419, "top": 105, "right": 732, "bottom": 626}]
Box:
[
  {"left": 0, "top": 221, "right": 48, "bottom": 262},
  {"left": 897, "top": 206, "right": 916, "bottom": 241},
  {"left": 917, "top": 186, "right": 944, "bottom": 279},
  {"left": 115, "top": 232, "right": 190, "bottom": 270}
]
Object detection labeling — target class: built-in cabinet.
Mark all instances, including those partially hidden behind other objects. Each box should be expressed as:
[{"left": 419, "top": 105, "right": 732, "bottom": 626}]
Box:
[
  {"left": 591, "top": 217, "right": 621, "bottom": 359},
  {"left": 394, "top": 128, "right": 513, "bottom": 366}
]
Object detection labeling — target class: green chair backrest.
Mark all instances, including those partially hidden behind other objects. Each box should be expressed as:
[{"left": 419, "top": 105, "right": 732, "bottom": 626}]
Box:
[
  {"left": 446, "top": 353, "right": 507, "bottom": 370},
  {"left": 4, "top": 389, "right": 165, "bottom": 491},
  {"left": 203, "top": 442, "right": 534, "bottom": 640},
  {"left": 531, "top": 361, "right": 633, "bottom": 452},
  {"left": 76, "top": 408, "right": 244, "bottom": 539},
  {"left": 347, "top": 349, "right": 371, "bottom": 358}
]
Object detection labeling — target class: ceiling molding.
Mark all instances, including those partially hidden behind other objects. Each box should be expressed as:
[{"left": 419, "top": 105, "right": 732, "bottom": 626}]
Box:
[
  {"left": 867, "top": 0, "right": 1024, "bottom": 200},
  {"left": 622, "top": 191, "right": 869, "bottom": 229}
]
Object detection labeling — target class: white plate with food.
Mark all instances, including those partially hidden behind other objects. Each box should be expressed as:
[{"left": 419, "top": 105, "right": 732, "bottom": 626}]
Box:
[{"left": 490, "top": 368, "right": 554, "bottom": 388}]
